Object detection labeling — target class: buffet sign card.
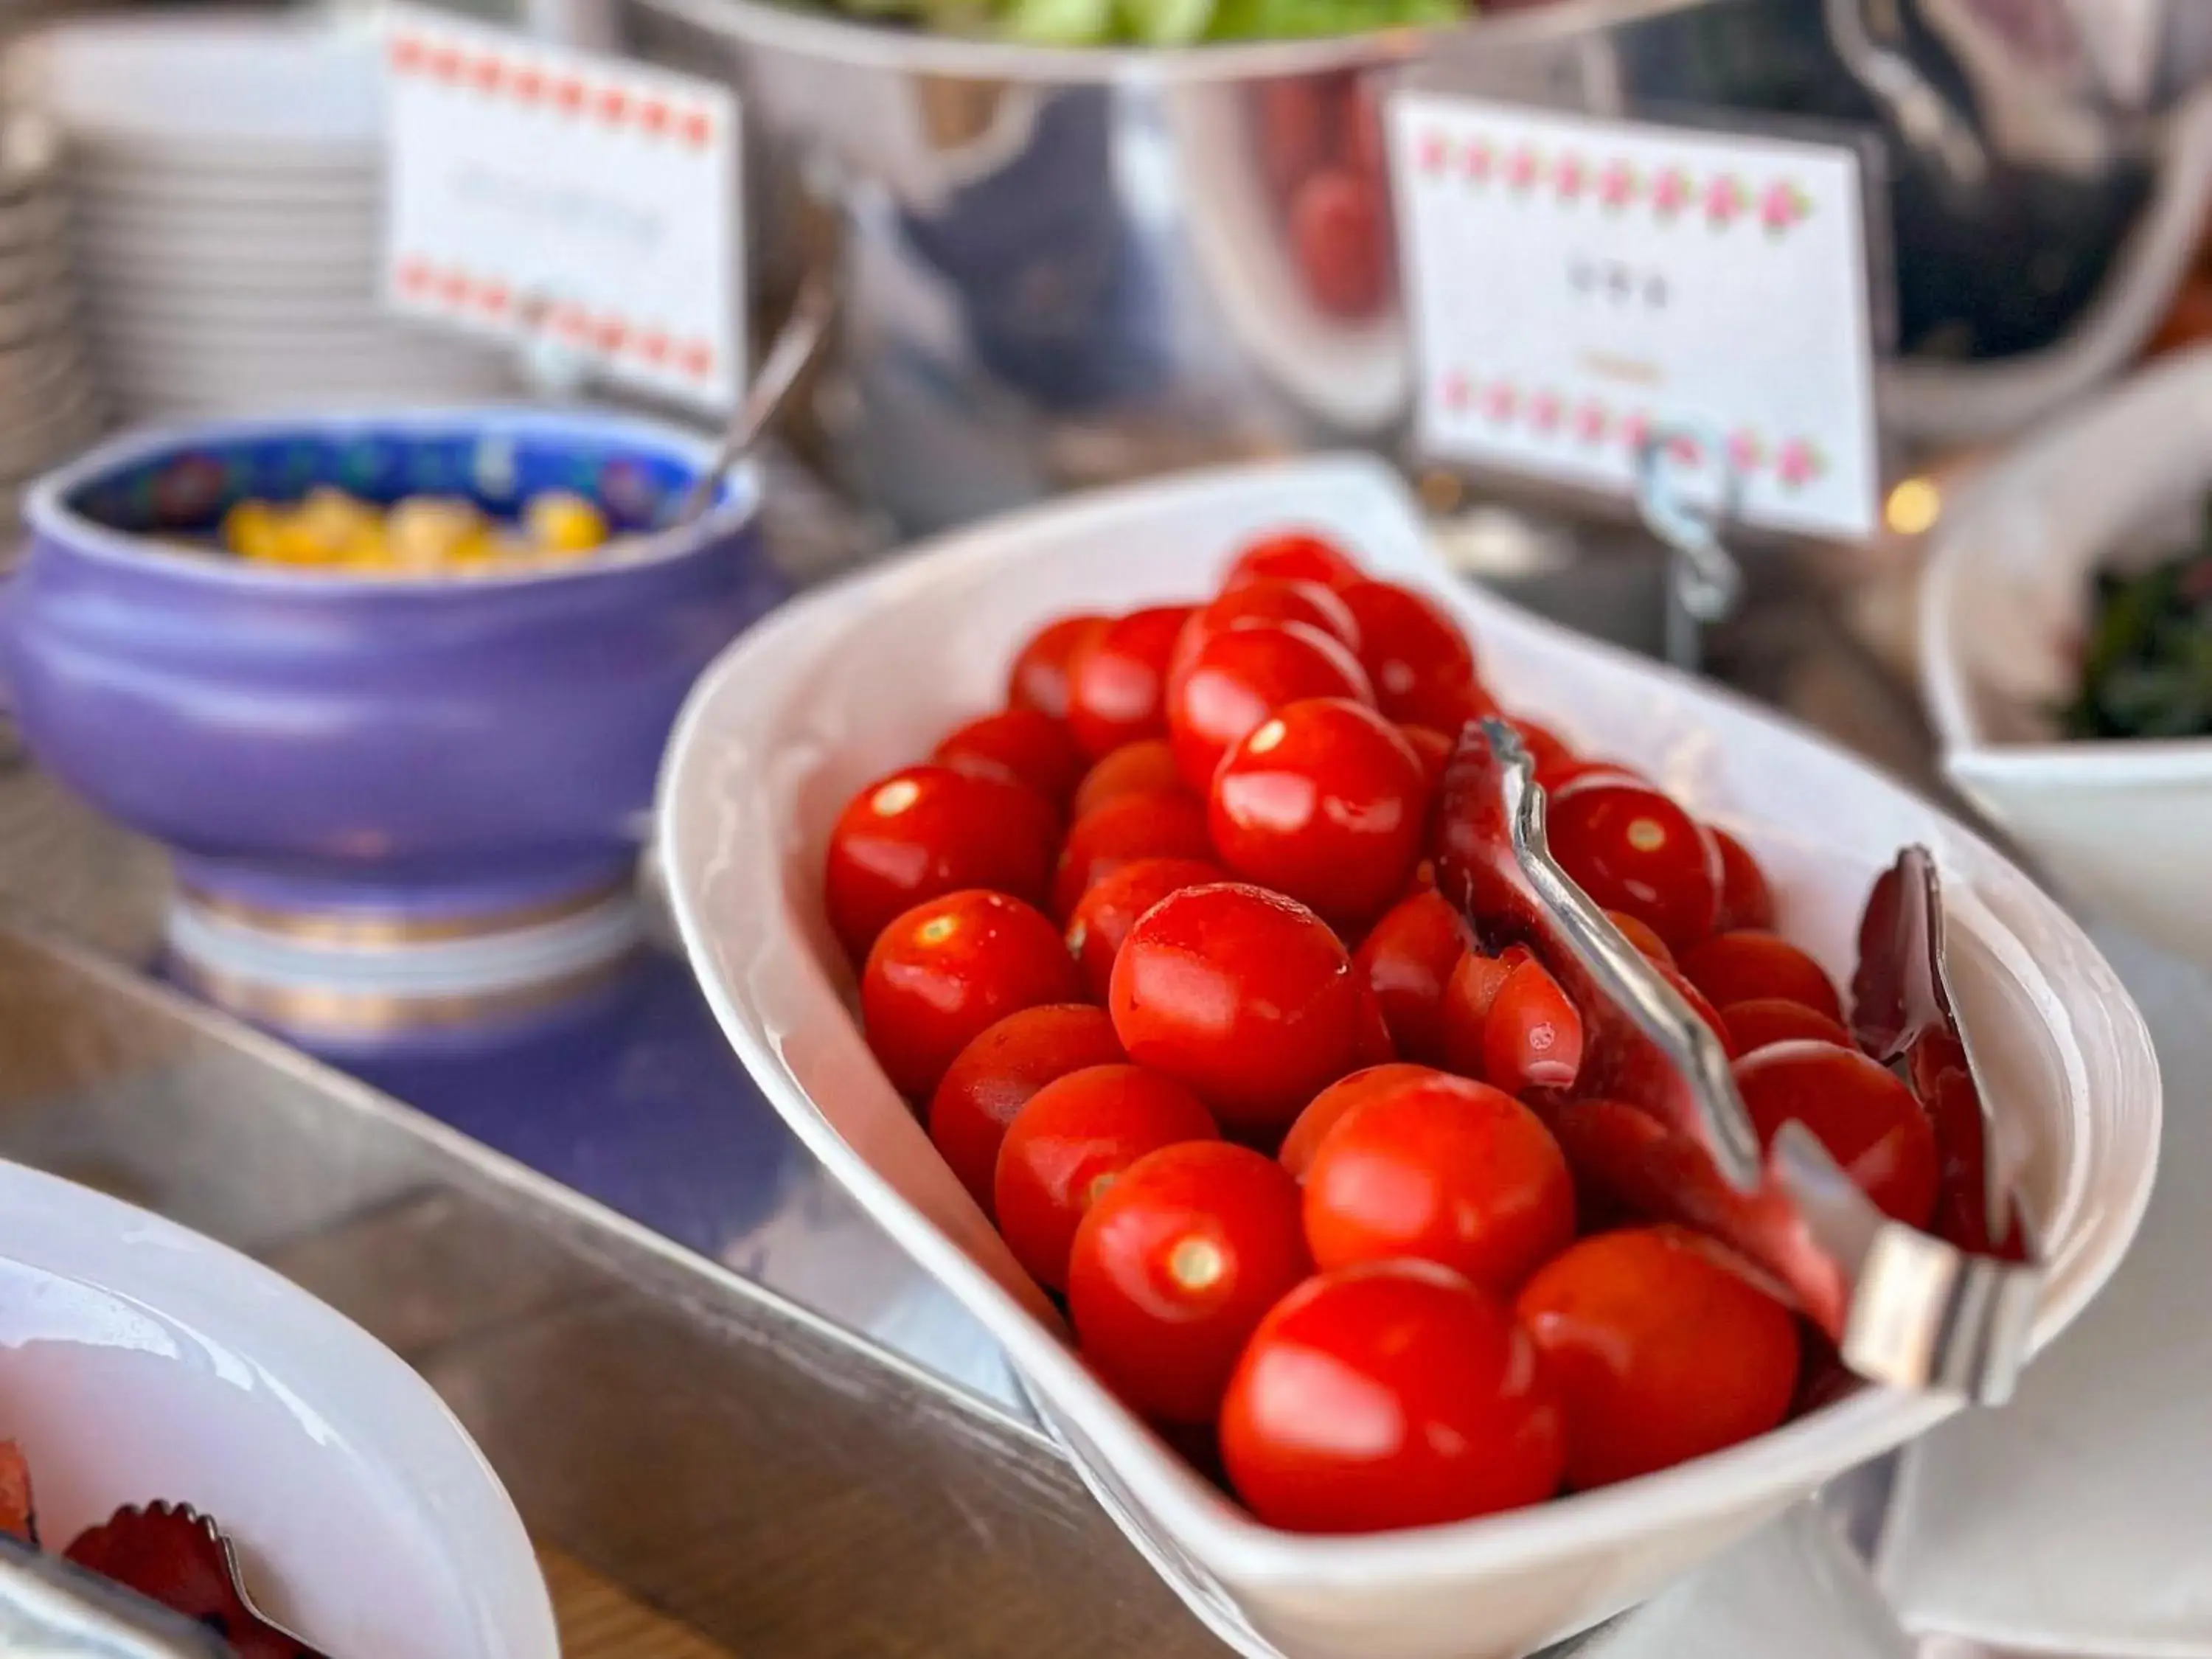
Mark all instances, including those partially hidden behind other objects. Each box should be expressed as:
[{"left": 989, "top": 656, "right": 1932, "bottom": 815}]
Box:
[
  {"left": 1388, "top": 97, "right": 1879, "bottom": 540},
  {"left": 380, "top": 5, "right": 742, "bottom": 411}
]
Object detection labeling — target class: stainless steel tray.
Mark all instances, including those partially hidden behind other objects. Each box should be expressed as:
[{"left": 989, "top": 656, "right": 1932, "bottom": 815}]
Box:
[{"left": 0, "top": 913, "right": 1233, "bottom": 1657}]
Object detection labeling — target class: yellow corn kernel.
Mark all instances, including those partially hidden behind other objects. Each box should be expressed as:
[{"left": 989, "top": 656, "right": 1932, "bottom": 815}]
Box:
[
  {"left": 293, "top": 486, "right": 381, "bottom": 554},
  {"left": 335, "top": 527, "right": 400, "bottom": 571},
  {"left": 446, "top": 527, "right": 503, "bottom": 564},
  {"left": 220, "top": 500, "right": 288, "bottom": 561},
  {"left": 268, "top": 512, "right": 361, "bottom": 568},
  {"left": 386, "top": 495, "right": 490, "bottom": 572},
  {"left": 524, "top": 490, "right": 609, "bottom": 556}
]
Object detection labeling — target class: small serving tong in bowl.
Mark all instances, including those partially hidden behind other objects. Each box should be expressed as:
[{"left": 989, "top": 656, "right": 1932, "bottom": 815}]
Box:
[
  {"left": 0, "top": 1495, "right": 327, "bottom": 1659},
  {"left": 0, "top": 1539, "right": 229, "bottom": 1658},
  {"left": 1436, "top": 720, "right": 2042, "bottom": 1402}
]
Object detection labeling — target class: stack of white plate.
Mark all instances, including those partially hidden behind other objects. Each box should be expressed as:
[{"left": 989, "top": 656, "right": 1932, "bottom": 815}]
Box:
[
  {"left": 18, "top": 13, "right": 517, "bottom": 423},
  {"left": 0, "top": 106, "right": 100, "bottom": 532}
]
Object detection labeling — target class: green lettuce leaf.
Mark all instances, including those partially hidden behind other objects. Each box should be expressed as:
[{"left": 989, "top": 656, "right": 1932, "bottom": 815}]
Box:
[
  {"left": 1119, "top": 0, "right": 1217, "bottom": 44},
  {"left": 1204, "top": 0, "right": 1463, "bottom": 38},
  {"left": 1003, "top": 0, "right": 1116, "bottom": 42}
]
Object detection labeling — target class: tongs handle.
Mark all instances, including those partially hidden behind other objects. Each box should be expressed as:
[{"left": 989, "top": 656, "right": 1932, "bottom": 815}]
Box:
[
  {"left": 0, "top": 1538, "right": 230, "bottom": 1659},
  {"left": 664, "top": 268, "right": 837, "bottom": 530},
  {"left": 1433, "top": 721, "right": 2045, "bottom": 1403}
]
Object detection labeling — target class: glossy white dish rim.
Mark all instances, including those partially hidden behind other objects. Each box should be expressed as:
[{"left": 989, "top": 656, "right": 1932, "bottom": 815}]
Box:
[
  {"left": 662, "top": 453, "right": 2157, "bottom": 1598},
  {"left": 0, "top": 1155, "right": 557, "bottom": 1658}
]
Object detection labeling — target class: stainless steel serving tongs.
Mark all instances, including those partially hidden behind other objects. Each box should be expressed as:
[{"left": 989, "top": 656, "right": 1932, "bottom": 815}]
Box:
[
  {"left": 1433, "top": 720, "right": 2045, "bottom": 1404},
  {"left": 0, "top": 1534, "right": 229, "bottom": 1659}
]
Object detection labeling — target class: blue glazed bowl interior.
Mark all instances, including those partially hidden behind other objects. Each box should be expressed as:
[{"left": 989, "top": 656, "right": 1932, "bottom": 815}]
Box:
[{"left": 60, "top": 417, "right": 733, "bottom": 547}]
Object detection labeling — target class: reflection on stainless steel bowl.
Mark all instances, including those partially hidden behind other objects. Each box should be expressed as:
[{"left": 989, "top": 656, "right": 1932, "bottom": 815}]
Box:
[
  {"left": 626, "top": 0, "right": 1702, "bottom": 529},
  {"left": 630, "top": 0, "right": 2212, "bottom": 527}
]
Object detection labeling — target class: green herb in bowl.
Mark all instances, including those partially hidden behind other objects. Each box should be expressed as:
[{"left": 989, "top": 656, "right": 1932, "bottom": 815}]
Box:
[{"left": 2063, "top": 507, "right": 2212, "bottom": 740}]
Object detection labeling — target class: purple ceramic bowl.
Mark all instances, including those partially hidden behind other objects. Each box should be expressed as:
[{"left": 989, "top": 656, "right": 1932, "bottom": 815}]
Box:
[{"left": 4, "top": 406, "right": 785, "bottom": 929}]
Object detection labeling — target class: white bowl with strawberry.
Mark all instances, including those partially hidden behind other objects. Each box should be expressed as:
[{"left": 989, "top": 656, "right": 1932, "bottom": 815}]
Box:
[
  {"left": 0, "top": 1159, "right": 554, "bottom": 1658},
  {"left": 658, "top": 456, "right": 2159, "bottom": 1659}
]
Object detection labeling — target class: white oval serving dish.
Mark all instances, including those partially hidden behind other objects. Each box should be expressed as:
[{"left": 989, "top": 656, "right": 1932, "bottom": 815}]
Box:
[
  {"left": 661, "top": 454, "right": 2159, "bottom": 1659},
  {"left": 1922, "top": 344, "right": 2212, "bottom": 964},
  {"left": 0, "top": 1158, "right": 557, "bottom": 1659}
]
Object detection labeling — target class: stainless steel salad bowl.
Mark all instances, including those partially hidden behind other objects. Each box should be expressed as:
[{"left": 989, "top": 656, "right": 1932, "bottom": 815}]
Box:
[
  {"left": 625, "top": 0, "right": 1700, "bottom": 531},
  {"left": 628, "top": 0, "right": 2212, "bottom": 532}
]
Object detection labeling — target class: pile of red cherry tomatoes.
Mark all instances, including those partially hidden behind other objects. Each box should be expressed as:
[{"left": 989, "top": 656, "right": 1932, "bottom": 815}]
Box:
[{"left": 823, "top": 529, "right": 1944, "bottom": 1536}]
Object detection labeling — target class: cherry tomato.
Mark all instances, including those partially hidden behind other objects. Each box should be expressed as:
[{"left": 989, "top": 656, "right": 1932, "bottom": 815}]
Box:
[
  {"left": 1658, "top": 961, "right": 1731, "bottom": 1046},
  {"left": 862, "top": 890, "right": 1082, "bottom": 1100},
  {"left": 1539, "top": 755, "right": 1649, "bottom": 793},
  {"left": 1548, "top": 1097, "right": 1823, "bottom": 1304},
  {"left": 824, "top": 765, "right": 1057, "bottom": 960},
  {"left": 1906, "top": 1030, "right": 1966, "bottom": 1105},
  {"left": 1071, "top": 738, "right": 1186, "bottom": 822},
  {"left": 1254, "top": 77, "right": 1334, "bottom": 204},
  {"left": 1303, "top": 1072, "right": 1573, "bottom": 1293},
  {"left": 1209, "top": 698, "right": 1426, "bottom": 928},
  {"left": 1278, "top": 1062, "right": 1443, "bottom": 1180},
  {"left": 1066, "top": 856, "right": 1225, "bottom": 1002},
  {"left": 1911, "top": 1035, "right": 2018, "bottom": 1258},
  {"left": 1166, "top": 620, "right": 1372, "bottom": 791},
  {"left": 1158, "top": 1419, "right": 1228, "bottom": 1487},
  {"left": 1009, "top": 613, "right": 1108, "bottom": 720},
  {"left": 1068, "top": 1141, "right": 1309, "bottom": 1423},
  {"left": 1505, "top": 717, "right": 1573, "bottom": 779},
  {"left": 1711, "top": 828, "right": 1777, "bottom": 932},
  {"left": 994, "top": 1064, "right": 1219, "bottom": 1290},
  {"left": 1171, "top": 577, "right": 1361, "bottom": 678},
  {"left": 1399, "top": 723, "right": 1453, "bottom": 796},
  {"left": 1221, "top": 1260, "right": 1565, "bottom": 1533},
  {"left": 1484, "top": 957, "right": 1586, "bottom": 1095},
  {"left": 1110, "top": 883, "right": 1366, "bottom": 1141},
  {"left": 1053, "top": 791, "right": 1214, "bottom": 919},
  {"left": 1335, "top": 579, "right": 1482, "bottom": 732},
  {"left": 1439, "top": 946, "right": 1526, "bottom": 1079},
  {"left": 1516, "top": 1226, "right": 1799, "bottom": 1489},
  {"left": 1340, "top": 77, "right": 1388, "bottom": 182},
  {"left": 1291, "top": 167, "right": 1390, "bottom": 319},
  {"left": 1720, "top": 998, "right": 1852, "bottom": 1058},
  {"left": 1546, "top": 779, "right": 1721, "bottom": 951},
  {"left": 1605, "top": 910, "right": 1674, "bottom": 966},
  {"left": 1795, "top": 1336, "right": 1861, "bottom": 1417},
  {"left": 1352, "top": 889, "right": 1473, "bottom": 1064},
  {"left": 1352, "top": 979, "right": 1397, "bottom": 1068},
  {"left": 1065, "top": 606, "right": 1196, "bottom": 759},
  {"left": 928, "top": 1005, "right": 1124, "bottom": 1212},
  {"left": 1679, "top": 931, "right": 1841, "bottom": 1023},
  {"left": 933, "top": 708, "right": 1086, "bottom": 809},
  {"left": 1224, "top": 530, "right": 1365, "bottom": 592},
  {"left": 1733, "top": 1041, "right": 1938, "bottom": 1228}
]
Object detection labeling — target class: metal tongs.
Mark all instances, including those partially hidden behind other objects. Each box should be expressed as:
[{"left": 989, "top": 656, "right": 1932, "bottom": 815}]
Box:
[
  {"left": 1434, "top": 722, "right": 2043, "bottom": 1404},
  {"left": 0, "top": 1503, "right": 329, "bottom": 1659},
  {"left": 662, "top": 269, "right": 838, "bottom": 530},
  {"left": 0, "top": 1536, "right": 229, "bottom": 1659}
]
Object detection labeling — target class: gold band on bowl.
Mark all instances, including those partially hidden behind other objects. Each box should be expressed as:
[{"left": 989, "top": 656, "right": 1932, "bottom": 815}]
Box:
[
  {"left": 170, "top": 950, "right": 640, "bottom": 1041},
  {"left": 175, "top": 878, "right": 633, "bottom": 949}
]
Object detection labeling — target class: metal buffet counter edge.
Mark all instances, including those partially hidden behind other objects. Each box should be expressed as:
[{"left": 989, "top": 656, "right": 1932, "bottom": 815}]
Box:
[{"left": 0, "top": 912, "right": 1241, "bottom": 1658}]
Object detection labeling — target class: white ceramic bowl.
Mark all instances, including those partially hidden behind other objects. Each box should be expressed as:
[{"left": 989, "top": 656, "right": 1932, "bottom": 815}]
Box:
[
  {"left": 0, "top": 1158, "right": 557, "bottom": 1659},
  {"left": 1921, "top": 346, "right": 2212, "bottom": 964},
  {"left": 659, "top": 456, "right": 2160, "bottom": 1659}
]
